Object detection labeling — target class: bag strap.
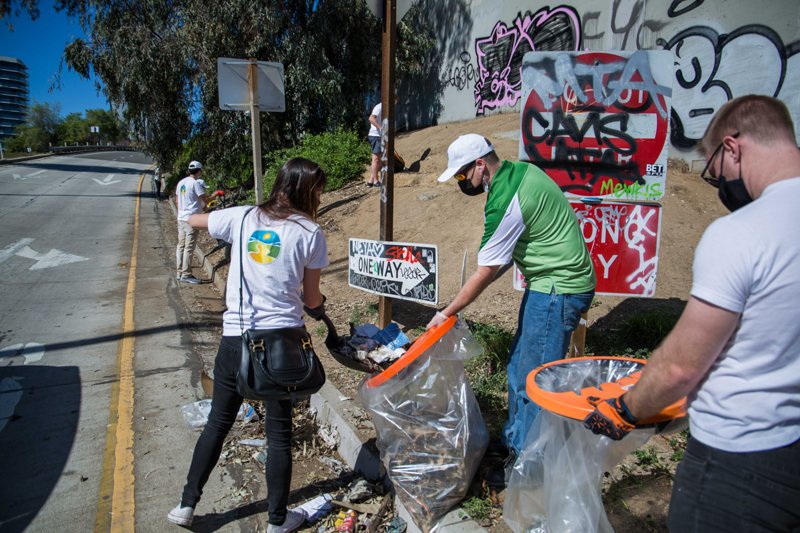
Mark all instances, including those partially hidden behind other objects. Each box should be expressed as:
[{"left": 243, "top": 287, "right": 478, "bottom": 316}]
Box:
[{"left": 239, "top": 206, "right": 257, "bottom": 334}]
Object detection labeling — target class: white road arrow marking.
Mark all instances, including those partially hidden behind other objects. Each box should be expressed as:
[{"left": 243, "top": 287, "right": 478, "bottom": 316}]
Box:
[
  {"left": 15, "top": 245, "right": 89, "bottom": 270},
  {"left": 0, "top": 342, "right": 45, "bottom": 364},
  {"left": 0, "top": 238, "right": 35, "bottom": 265},
  {"left": 0, "top": 377, "right": 23, "bottom": 433},
  {"left": 12, "top": 170, "right": 46, "bottom": 181},
  {"left": 92, "top": 174, "right": 120, "bottom": 186}
]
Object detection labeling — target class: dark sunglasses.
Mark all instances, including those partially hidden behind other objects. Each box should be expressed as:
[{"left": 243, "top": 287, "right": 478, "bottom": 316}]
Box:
[
  {"left": 454, "top": 162, "right": 476, "bottom": 182},
  {"left": 700, "top": 132, "right": 740, "bottom": 188}
]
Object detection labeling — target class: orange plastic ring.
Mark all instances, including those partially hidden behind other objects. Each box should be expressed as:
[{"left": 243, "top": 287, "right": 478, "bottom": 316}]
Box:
[
  {"left": 525, "top": 356, "right": 686, "bottom": 424},
  {"left": 365, "top": 315, "right": 458, "bottom": 388}
]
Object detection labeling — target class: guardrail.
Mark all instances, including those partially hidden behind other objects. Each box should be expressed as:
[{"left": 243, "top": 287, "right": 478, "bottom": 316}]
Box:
[{"left": 50, "top": 145, "right": 137, "bottom": 155}]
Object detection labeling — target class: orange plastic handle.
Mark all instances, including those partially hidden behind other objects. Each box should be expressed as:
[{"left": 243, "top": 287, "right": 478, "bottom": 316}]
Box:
[
  {"left": 365, "top": 315, "right": 458, "bottom": 388},
  {"left": 525, "top": 356, "right": 686, "bottom": 424}
]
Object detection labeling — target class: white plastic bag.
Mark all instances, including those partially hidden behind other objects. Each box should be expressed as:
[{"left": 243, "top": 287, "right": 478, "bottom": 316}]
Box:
[
  {"left": 358, "top": 319, "right": 489, "bottom": 532},
  {"left": 181, "top": 399, "right": 259, "bottom": 429}
]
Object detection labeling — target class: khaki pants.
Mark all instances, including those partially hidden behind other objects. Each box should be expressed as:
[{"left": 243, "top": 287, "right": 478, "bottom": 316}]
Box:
[{"left": 176, "top": 220, "right": 198, "bottom": 277}]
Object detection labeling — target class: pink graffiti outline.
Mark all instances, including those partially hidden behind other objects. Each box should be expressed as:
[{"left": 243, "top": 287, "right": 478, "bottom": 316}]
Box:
[{"left": 474, "top": 6, "right": 581, "bottom": 114}]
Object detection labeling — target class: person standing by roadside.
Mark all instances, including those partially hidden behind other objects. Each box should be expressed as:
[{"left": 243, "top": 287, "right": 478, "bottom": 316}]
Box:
[
  {"left": 153, "top": 166, "right": 163, "bottom": 199},
  {"left": 366, "top": 102, "right": 383, "bottom": 187},
  {"left": 167, "top": 157, "right": 330, "bottom": 532},
  {"left": 583, "top": 95, "right": 800, "bottom": 531},
  {"left": 428, "top": 134, "right": 595, "bottom": 461},
  {"left": 175, "top": 160, "right": 219, "bottom": 283}
]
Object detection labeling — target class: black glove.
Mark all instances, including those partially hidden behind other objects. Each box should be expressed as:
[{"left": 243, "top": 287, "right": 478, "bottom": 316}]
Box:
[
  {"left": 583, "top": 395, "right": 637, "bottom": 441},
  {"left": 303, "top": 295, "right": 326, "bottom": 321}
]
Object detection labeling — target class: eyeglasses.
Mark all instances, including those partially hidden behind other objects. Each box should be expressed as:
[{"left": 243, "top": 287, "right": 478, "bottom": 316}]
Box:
[
  {"left": 700, "top": 132, "right": 740, "bottom": 188},
  {"left": 454, "top": 162, "right": 476, "bottom": 181}
]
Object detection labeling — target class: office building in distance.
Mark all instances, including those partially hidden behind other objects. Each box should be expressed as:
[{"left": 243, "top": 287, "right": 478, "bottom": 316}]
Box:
[{"left": 0, "top": 56, "right": 29, "bottom": 139}]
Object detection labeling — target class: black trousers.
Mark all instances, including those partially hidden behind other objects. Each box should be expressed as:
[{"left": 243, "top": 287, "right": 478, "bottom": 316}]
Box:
[
  {"left": 669, "top": 435, "right": 800, "bottom": 532},
  {"left": 180, "top": 336, "right": 294, "bottom": 525}
]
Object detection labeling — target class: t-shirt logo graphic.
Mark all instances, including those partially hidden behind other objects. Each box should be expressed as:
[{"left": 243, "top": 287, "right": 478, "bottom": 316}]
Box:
[
  {"left": 247, "top": 230, "right": 281, "bottom": 264},
  {"left": 180, "top": 184, "right": 187, "bottom": 196}
]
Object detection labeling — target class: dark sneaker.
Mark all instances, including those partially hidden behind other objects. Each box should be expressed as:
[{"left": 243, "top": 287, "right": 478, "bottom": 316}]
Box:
[{"left": 181, "top": 274, "right": 202, "bottom": 284}]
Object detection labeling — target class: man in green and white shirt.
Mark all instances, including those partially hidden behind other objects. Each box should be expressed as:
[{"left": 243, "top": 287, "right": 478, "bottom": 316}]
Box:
[{"left": 429, "top": 134, "right": 595, "bottom": 456}]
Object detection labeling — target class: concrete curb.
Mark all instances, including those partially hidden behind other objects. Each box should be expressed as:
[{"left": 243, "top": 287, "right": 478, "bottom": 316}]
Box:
[
  {"left": 167, "top": 199, "right": 487, "bottom": 533},
  {"left": 0, "top": 153, "right": 53, "bottom": 165}
]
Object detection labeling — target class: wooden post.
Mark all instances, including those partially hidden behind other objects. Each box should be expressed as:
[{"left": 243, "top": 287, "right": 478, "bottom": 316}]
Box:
[
  {"left": 377, "top": 0, "right": 397, "bottom": 329},
  {"left": 248, "top": 59, "right": 264, "bottom": 204},
  {"left": 568, "top": 311, "right": 589, "bottom": 357}
]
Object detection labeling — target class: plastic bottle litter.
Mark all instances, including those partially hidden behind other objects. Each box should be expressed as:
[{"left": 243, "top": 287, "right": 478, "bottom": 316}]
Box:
[
  {"left": 181, "top": 399, "right": 259, "bottom": 429},
  {"left": 334, "top": 510, "right": 357, "bottom": 532}
]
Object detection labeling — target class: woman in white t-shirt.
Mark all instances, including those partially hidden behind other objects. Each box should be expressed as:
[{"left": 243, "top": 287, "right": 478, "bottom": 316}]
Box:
[{"left": 167, "top": 158, "right": 330, "bottom": 533}]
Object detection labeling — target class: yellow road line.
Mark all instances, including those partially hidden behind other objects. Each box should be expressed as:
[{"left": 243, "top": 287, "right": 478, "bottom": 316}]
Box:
[{"left": 95, "top": 170, "right": 147, "bottom": 531}]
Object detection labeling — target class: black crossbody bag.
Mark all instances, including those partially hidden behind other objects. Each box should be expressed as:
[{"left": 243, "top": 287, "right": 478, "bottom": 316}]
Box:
[{"left": 236, "top": 207, "right": 325, "bottom": 404}]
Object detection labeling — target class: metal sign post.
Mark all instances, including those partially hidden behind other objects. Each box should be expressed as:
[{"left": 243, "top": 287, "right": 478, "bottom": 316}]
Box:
[
  {"left": 248, "top": 60, "right": 265, "bottom": 203},
  {"left": 378, "top": 0, "right": 397, "bottom": 329},
  {"left": 218, "top": 57, "right": 285, "bottom": 204}
]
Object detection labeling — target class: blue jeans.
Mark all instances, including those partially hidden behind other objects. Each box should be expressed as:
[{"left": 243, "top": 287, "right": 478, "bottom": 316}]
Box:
[
  {"left": 668, "top": 436, "right": 800, "bottom": 532},
  {"left": 503, "top": 288, "right": 593, "bottom": 454},
  {"left": 181, "top": 336, "right": 294, "bottom": 525}
]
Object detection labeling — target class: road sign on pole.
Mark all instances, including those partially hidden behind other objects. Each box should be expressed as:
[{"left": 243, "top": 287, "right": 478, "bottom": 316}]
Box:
[{"left": 218, "top": 57, "right": 285, "bottom": 203}]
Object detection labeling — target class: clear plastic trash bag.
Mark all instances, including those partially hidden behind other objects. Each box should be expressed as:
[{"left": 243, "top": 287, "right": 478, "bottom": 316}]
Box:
[
  {"left": 358, "top": 319, "right": 489, "bottom": 532},
  {"left": 503, "top": 357, "right": 686, "bottom": 533}
]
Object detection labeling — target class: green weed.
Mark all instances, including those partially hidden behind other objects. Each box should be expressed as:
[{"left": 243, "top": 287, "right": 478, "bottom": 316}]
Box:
[
  {"left": 586, "top": 308, "right": 680, "bottom": 356},
  {"left": 463, "top": 320, "right": 514, "bottom": 437},
  {"left": 462, "top": 496, "right": 494, "bottom": 522}
]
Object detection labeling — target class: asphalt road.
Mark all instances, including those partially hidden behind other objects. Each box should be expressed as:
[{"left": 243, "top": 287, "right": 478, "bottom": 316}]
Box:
[{"left": 0, "top": 152, "right": 249, "bottom": 532}]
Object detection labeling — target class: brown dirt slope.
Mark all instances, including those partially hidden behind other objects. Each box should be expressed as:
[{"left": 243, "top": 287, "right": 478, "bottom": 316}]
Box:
[{"left": 317, "top": 112, "right": 728, "bottom": 336}]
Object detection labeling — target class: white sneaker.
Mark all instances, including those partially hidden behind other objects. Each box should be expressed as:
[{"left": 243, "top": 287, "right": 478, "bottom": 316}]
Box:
[
  {"left": 167, "top": 504, "right": 194, "bottom": 526},
  {"left": 267, "top": 509, "right": 306, "bottom": 533},
  {"left": 180, "top": 274, "right": 202, "bottom": 284}
]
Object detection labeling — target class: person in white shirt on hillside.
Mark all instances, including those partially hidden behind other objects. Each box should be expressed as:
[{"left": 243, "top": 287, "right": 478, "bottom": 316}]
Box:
[
  {"left": 174, "top": 160, "right": 221, "bottom": 283},
  {"left": 366, "top": 102, "right": 383, "bottom": 187}
]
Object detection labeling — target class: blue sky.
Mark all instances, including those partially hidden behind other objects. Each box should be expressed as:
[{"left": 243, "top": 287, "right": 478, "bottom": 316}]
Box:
[{"left": 0, "top": 2, "right": 108, "bottom": 117}]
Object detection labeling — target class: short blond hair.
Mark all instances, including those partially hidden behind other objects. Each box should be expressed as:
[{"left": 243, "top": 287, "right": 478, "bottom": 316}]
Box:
[{"left": 701, "top": 95, "right": 795, "bottom": 155}]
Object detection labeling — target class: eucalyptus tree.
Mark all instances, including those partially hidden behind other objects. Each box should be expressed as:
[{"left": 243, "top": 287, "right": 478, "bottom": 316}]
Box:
[{"left": 9, "top": 0, "right": 434, "bottom": 183}]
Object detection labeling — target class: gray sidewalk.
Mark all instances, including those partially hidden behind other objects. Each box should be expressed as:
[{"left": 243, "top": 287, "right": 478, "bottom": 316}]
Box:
[{"left": 170, "top": 198, "right": 488, "bottom": 533}]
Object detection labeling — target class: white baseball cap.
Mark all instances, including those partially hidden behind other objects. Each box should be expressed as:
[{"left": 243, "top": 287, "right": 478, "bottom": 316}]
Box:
[
  {"left": 436, "top": 134, "right": 494, "bottom": 182},
  {"left": 196, "top": 179, "right": 209, "bottom": 189},
  {"left": 188, "top": 160, "right": 203, "bottom": 170}
]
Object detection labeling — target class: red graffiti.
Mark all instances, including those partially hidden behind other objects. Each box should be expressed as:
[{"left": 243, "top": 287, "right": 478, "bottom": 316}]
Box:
[{"left": 385, "top": 246, "right": 420, "bottom": 263}]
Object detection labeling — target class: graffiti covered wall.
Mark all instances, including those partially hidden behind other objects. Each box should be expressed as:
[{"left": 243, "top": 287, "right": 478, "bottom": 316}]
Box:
[{"left": 425, "top": 0, "right": 800, "bottom": 162}]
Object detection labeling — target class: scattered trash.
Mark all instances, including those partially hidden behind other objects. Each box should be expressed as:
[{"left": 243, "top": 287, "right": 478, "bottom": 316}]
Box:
[
  {"left": 181, "top": 400, "right": 259, "bottom": 429},
  {"left": 318, "top": 423, "right": 340, "bottom": 448},
  {"left": 385, "top": 516, "right": 407, "bottom": 533},
  {"left": 319, "top": 456, "right": 346, "bottom": 475},
  {"left": 239, "top": 438, "right": 266, "bottom": 447},
  {"left": 297, "top": 493, "right": 334, "bottom": 523},
  {"left": 334, "top": 510, "right": 357, "bottom": 532},
  {"left": 342, "top": 478, "right": 377, "bottom": 503}
]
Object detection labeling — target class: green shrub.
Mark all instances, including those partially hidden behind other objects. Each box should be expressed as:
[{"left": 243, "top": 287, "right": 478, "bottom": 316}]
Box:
[
  {"left": 464, "top": 320, "right": 514, "bottom": 435},
  {"left": 263, "top": 129, "right": 370, "bottom": 193}
]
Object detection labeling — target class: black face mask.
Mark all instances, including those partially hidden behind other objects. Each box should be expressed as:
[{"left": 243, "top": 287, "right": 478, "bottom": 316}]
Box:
[
  {"left": 717, "top": 163, "right": 753, "bottom": 212},
  {"left": 458, "top": 176, "right": 485, "bottom": 196}
]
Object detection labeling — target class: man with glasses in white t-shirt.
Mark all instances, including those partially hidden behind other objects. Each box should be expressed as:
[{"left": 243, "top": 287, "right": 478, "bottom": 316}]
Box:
[{"left": 584, "top": 95, "right": 800, "bottom": 531}]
